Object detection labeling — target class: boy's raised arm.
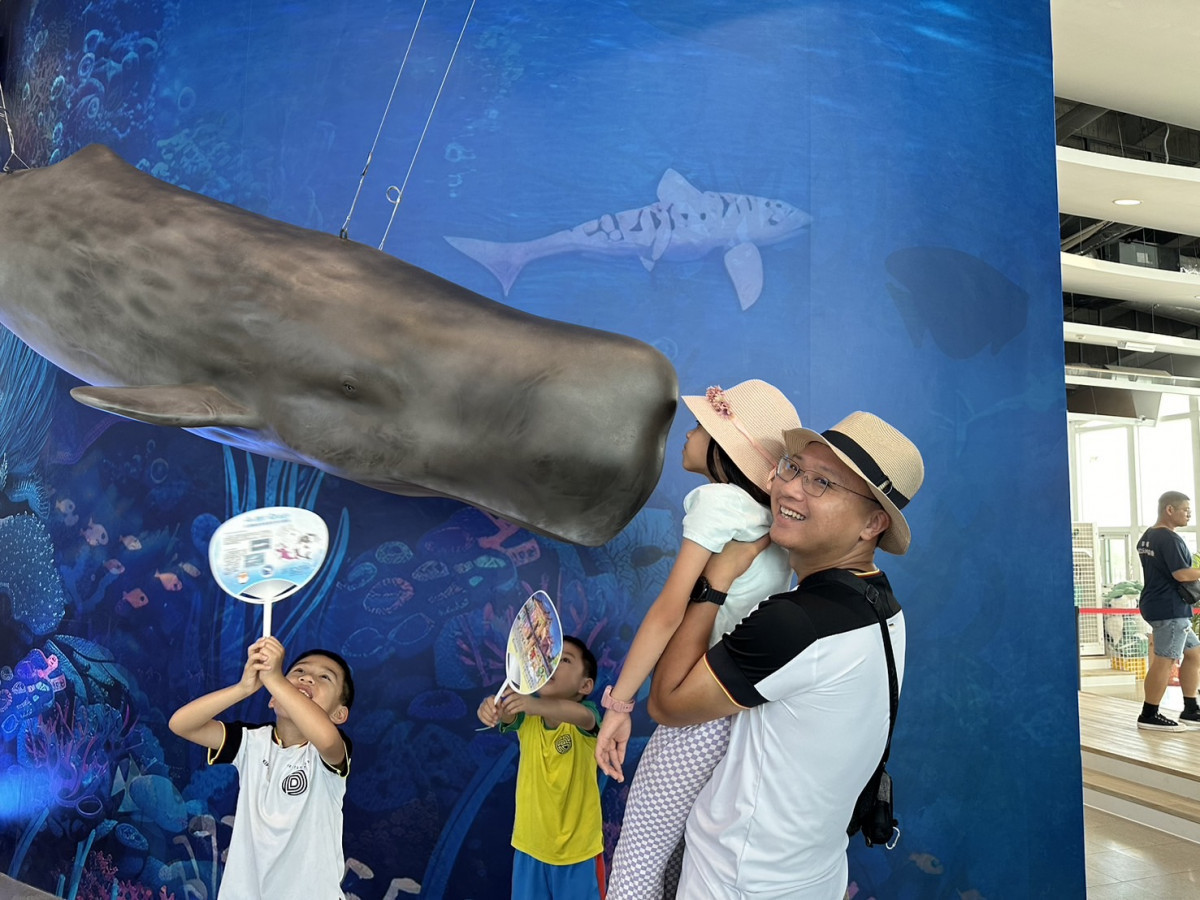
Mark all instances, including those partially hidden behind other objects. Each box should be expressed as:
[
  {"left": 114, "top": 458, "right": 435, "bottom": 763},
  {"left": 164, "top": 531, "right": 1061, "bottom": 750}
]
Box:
[
  {"left": 501, "top": 694, "right": 598, "bottom": 732},
  {"left": 477, "top": 695, "right": 517, "bottom": 727},
  {"left": 169, "top": 641, "right": 265, "bottom": 750},
  {"left": 255, "top": 637, "right": 347, "bottom": 767}
]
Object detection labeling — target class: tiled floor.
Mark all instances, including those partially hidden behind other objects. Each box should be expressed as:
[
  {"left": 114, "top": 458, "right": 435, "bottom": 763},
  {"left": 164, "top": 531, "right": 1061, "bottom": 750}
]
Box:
[{"left": 1085, "top": 806, "right": 1200, "bottom": 897}]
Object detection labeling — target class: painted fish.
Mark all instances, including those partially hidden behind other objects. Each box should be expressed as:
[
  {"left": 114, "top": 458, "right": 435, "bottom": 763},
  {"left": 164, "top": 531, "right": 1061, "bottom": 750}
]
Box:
[
  {"left": 154, "top": 571, "right": 183, "bottom": 591},
  {"left": 104, "top": 559, "right": 125, "bottom": 575},
  {"left": 81, "top": 518, "right": 108, "bottom": 547},
  {"left": 910, "top": 852, "right": 944, "bottom": 875},
  {"left": 121, "top": 589, "right": 149, "bottom": 608},
  {"left": 119, "top": 534, "right": 142, "bottom": 551},
  {"left": 445, "top": 169, "right": 812, "bottom": 309},
  {"left": 56, "top": 497, "right": 78, "bottom": 526}
]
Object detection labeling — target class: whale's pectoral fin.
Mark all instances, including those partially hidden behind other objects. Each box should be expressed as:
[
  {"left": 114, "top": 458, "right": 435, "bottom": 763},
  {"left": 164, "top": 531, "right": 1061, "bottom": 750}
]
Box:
[
  {"left": 70, "top": 384, "right": 262, "bottom": 428},
  {"left": 723, "top": 242, "right": 764, "bottom": 310}
]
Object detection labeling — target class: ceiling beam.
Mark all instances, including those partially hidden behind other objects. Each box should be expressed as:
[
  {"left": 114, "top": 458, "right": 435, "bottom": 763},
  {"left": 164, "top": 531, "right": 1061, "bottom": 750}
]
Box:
[{"left": 1056, "top": 101, "right": 1109, "bottom": 142}]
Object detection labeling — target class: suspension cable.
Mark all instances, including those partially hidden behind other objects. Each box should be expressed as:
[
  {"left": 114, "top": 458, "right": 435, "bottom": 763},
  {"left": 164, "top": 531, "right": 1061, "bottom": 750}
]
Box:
[
  {"left": 377, "top": 0, "right": 476, "bottom": 252},
  {"left": 339, "top": 0, "right": 433, "bottom": 240},
  {"left": 0, "top": 78, "right": 31, "bottom": 173}
]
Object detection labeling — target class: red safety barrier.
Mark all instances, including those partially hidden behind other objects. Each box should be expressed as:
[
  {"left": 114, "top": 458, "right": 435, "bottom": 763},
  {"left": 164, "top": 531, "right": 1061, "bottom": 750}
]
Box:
[{"left": 1077, "top": 607, "right": 1200, "bottom": 615}]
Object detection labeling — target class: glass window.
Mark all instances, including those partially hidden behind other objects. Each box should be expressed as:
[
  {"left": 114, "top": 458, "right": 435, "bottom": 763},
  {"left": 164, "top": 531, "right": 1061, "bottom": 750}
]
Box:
[
  {"left": 1099, "top": 532, "right": 1133, "bottom": 587},
  {"left": 1076, "top": 426, "right": 1131, "bottom": 527},
  {"left": 1136, "top": 418, "right": 1195, "bottom": 528}
]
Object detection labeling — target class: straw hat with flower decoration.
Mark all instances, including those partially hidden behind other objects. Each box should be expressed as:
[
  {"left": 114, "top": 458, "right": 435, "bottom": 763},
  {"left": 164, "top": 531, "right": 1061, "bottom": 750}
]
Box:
[{"left": 682, "top": 380, "right": 801, "bottom": 493}]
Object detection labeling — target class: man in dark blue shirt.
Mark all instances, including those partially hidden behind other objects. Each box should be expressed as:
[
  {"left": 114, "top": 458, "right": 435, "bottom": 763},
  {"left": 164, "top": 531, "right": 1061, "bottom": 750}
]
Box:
[{"left": 1136, "top": 490, "right": 1200, "bottom": 731}]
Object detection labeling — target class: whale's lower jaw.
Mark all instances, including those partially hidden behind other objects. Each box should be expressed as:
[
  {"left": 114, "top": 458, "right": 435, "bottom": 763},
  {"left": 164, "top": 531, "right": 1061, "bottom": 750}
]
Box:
[
  {"left": 186, "top": 416, "right": 669, "bottom": 547},
  {"left": 358, "top": 479, "right": 645, "bottom": 548},
  {"left": 181, "top": 427, "right": 657, "bottom": 547},
  {"left": 185, "top": 427, "right": 314, "bottom": 467}
]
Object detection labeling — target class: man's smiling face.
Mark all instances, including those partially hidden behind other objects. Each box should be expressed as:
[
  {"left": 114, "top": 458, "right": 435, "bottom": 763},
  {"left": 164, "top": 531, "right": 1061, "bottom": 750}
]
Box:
[{"left": 770, "top": 442, "right": 884, "bottom": 562}]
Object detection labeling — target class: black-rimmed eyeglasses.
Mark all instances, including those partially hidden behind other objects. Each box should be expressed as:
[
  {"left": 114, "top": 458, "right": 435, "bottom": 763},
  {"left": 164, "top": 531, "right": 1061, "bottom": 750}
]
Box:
[{"left": 775, "top": 455, "right": 879, "bottom": 504}]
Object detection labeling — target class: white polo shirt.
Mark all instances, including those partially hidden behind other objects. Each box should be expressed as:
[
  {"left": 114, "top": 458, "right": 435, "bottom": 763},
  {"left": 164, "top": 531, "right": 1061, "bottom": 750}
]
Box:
[
  {"left": 210, "top": 722, "right": 352, "bottom": 899},
  {"left": 679, "top": 570, "right": 904, "bottom": 900}
]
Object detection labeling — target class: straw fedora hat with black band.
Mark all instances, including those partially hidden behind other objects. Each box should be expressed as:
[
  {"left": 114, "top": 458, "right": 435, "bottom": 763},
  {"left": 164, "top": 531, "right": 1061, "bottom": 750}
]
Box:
[
  {"left": 682, "top": 380, "right": 801, "bottom": 493},
  {"left": 783, "top": 411, "right": 924, "bottom": 555}
]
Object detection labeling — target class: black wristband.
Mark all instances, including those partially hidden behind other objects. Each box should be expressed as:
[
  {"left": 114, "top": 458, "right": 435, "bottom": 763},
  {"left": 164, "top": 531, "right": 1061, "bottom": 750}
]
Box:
[{"left": 689, "top": 575, "right": 727, "bottom": 606}]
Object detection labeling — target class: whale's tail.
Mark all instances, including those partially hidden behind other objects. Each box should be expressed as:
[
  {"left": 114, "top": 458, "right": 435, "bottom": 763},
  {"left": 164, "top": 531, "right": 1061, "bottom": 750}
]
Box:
[{"left": 445, "top": 235, "right": 534, "bottom": 297}]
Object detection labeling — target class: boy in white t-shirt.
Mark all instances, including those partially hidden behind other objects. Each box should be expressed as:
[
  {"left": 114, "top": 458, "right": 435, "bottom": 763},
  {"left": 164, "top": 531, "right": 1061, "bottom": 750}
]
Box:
[{"left": 169, "top": 638, "right": 354, "bottom": 898}]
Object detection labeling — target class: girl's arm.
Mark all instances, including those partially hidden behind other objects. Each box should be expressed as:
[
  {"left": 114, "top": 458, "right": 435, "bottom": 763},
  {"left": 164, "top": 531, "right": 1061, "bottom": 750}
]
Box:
[
  {"left": 595, "top": 539, "right": 711, "bottom": 779},
  {"left": 650, "top": 535, "right": 769, "bottom": 726},
  {"left": 610, "top": 539, "right": 713, "bottom": 704}
]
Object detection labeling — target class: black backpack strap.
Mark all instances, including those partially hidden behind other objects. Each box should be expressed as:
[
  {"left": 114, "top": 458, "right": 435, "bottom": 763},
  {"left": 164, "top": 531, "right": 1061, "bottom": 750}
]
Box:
[{"left": 817, "top": 569, "right": 898, "bottom": 764}]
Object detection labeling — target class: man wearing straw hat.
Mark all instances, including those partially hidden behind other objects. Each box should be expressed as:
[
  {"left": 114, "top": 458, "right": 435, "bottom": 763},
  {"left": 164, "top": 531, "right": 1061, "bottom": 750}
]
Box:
[{"left": 649, "top": 411, "right": 924, "bottom": 900}]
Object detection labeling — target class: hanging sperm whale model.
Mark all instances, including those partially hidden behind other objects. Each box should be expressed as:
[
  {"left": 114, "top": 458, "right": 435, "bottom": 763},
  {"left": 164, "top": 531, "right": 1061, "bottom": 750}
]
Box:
[{"left": 0, "top": 144, "right": 678, "bottom": 547}]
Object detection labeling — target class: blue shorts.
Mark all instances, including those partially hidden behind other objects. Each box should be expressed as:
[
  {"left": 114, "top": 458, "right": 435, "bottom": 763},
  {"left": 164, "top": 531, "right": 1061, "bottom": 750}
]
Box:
[
  {"left": 1147, "top": 618, "right": 1200, "bottom": 660},
  {"left": 512, "top": 849, "right": 606, "bottom": 900}
]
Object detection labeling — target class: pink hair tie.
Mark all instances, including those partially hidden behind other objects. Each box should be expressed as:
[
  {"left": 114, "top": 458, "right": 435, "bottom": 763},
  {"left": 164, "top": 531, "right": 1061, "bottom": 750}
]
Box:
[{"left": 705, "top": 386, "right": 778, "bottom": 469}]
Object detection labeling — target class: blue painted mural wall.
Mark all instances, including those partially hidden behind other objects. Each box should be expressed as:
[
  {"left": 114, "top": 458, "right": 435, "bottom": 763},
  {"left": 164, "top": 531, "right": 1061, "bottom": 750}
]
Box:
[{"left": 0, "top": 1, "right": 1079, "bottom": 897}]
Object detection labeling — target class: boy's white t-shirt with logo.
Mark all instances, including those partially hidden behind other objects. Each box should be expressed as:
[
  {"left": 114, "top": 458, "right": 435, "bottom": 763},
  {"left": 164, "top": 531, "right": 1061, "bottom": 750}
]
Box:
[{"left": 210, "top": 722, "right": 351, "bottom": 899}]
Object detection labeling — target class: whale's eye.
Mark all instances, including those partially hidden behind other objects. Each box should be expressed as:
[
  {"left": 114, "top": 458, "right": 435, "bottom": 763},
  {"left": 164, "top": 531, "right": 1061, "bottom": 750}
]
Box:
[{"left": 341, "top": 378, "right": 359, "bottom": 397}]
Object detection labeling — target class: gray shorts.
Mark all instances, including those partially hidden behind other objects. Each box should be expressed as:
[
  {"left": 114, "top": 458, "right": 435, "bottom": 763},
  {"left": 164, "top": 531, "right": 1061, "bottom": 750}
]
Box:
[{"left": 1146, "top": 617, "right": 1200, "bottom": 660}]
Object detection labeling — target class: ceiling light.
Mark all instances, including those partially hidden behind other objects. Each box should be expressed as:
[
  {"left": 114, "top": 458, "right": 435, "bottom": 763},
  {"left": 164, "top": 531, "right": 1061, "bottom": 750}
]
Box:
[
  {"left": 1112, "top": 198, "right": 1142, "bottom": 206},
  {"left": 1117, "top": 339, "right": 1157, "bottom": 353}
]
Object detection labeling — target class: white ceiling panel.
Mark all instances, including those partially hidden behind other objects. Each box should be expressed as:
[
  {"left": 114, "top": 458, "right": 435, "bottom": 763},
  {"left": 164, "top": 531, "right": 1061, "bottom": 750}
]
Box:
[
  {"left": 1062, "top": 253, "right": 1200, "bottom": 308},
  {"left": 1058, "top": 146, "right": 1200, "bottom": 238},
  {"left": 1052, "top": 0, "right": 1200, "bottom": 131}
]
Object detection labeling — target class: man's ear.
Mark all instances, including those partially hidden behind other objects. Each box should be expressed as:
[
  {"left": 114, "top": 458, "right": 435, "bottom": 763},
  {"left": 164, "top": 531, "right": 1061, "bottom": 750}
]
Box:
[
  {"left": 331, "top": 705, "right": 349, "bottom": 725},
  {"left": 861, "top": 508, "right": 891, "bottom": 544}
]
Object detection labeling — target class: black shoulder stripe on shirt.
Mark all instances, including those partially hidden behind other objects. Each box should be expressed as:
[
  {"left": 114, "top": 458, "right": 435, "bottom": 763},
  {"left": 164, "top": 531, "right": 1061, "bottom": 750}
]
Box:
[
  {"left": 706, "top": 572, "right": 898, "bottom": 709},
  {"left": 209, "top": 720, "right": 256, "bottom": 766}
]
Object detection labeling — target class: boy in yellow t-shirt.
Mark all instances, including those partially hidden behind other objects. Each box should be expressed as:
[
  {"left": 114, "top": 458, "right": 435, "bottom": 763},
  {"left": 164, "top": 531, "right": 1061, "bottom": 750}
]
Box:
[{"left": 477, "top": 635, "right": 605, "bottom": 899}]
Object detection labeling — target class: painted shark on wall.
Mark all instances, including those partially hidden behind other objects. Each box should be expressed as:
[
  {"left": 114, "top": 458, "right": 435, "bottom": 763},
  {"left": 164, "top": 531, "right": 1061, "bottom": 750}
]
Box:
[
  {"left": 0, "top": 144, "right": 679, "bottom": 547},
  {"left": 445, "top": 169, "right": 812, "bottom": 310}
]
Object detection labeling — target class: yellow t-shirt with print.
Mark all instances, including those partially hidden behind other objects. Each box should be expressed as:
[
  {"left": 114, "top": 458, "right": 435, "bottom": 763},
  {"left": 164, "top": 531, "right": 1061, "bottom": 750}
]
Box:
[{"left": 502, "top": 700, "right": 603, "bottom": 865}]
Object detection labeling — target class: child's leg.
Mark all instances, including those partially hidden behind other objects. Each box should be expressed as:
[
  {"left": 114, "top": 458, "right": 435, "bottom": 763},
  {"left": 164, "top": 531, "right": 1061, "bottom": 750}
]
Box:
[
  {"left": 662, "top": 838, "right": 685, "bottom": 899},
  {"left": 607, "top": 717, "right": 732, "bottom": 900}
]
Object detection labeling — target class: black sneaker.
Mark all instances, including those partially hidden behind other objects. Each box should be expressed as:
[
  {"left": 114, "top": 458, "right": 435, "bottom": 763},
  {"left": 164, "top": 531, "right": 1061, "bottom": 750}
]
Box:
[
  {"left": 1138, "top": 712, "right": 1189, "bottom": 732},
  {"left": 1180, "top": 708, "right": 1200, "bottom": 724}
]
